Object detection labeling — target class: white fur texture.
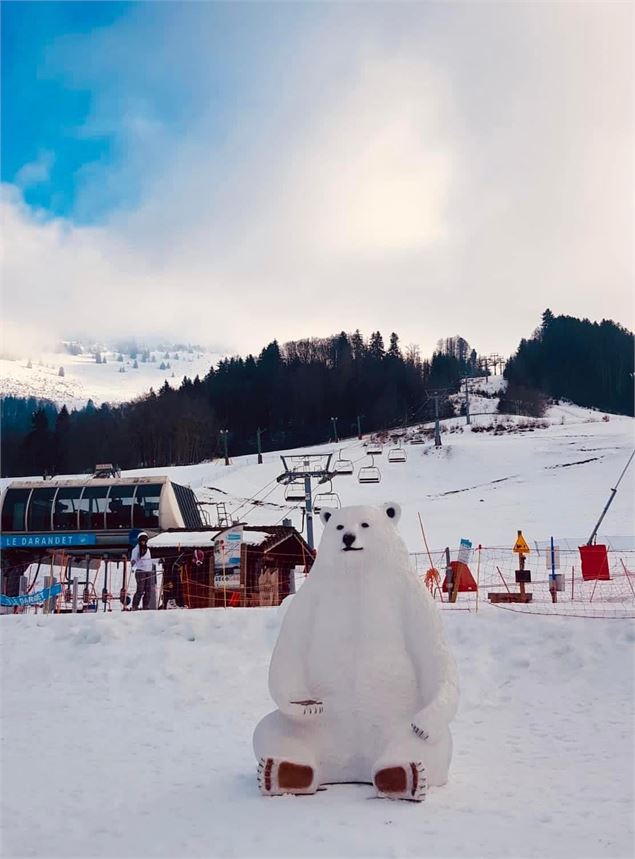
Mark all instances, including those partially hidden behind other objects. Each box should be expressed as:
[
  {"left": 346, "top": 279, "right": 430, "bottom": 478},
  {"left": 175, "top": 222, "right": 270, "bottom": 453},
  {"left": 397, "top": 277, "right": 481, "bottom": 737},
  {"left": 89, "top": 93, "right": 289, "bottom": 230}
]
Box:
[{"left": 253, "top": 503, "right": 459, "bottom": 790}]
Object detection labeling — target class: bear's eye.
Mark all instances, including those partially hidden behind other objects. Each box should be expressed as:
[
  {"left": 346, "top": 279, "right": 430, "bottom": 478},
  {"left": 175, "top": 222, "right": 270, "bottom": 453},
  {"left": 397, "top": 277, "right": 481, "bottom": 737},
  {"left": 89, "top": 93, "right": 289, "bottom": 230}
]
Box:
[
  {"left": 361, "top": 522, "right": 369, "bottom": 528},
  {"left": 336, "top": 524, "right": 344, "bottom": 531}
]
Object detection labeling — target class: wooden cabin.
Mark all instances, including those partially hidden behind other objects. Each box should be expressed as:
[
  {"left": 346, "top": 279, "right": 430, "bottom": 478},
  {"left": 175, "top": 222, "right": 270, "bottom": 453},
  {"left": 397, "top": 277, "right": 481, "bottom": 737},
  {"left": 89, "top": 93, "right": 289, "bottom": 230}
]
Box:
[{"left": 148, "top": 525, "right": 315, "bottom": 609}]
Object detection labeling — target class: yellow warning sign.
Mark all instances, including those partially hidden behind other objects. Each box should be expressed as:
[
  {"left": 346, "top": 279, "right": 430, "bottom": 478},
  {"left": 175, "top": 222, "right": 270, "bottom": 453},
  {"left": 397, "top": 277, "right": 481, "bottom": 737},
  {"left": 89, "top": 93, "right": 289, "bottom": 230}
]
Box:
[{"left": 513, "top": 531, "right": 530, "bottom": 554}]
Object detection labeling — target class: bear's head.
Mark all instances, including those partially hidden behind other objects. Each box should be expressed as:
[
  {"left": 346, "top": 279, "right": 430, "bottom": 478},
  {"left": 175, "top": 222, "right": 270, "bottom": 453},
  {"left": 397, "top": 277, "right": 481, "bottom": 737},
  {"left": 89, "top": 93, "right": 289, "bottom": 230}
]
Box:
[{"left": 313, "top": 503, "right": 412, "bottom": 584}]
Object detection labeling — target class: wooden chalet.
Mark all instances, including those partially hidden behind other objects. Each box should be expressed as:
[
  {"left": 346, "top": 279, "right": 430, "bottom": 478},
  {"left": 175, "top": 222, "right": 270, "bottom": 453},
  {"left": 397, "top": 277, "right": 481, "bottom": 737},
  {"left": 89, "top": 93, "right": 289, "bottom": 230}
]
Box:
[{"left": 148, "top": 525, "right": 315, "bottom": 609}]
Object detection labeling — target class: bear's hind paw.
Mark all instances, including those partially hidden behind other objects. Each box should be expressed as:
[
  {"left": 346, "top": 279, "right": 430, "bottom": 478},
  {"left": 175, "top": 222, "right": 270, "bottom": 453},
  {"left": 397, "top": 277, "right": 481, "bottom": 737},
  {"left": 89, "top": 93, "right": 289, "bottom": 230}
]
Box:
[
  {"left": 373, "top": 761, "right": 427, "bottom": 802},
  {"left": 257, "top": 757, "right": 318, "bottom": 796}
]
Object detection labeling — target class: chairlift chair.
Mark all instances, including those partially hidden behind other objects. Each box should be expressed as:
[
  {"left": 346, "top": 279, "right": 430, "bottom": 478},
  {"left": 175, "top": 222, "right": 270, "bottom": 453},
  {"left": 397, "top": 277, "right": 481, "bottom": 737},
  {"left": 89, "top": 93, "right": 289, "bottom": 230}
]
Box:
[
  {"left": 313, "top": 482, "right": 342, "bottom": 514},
  {"left": 388, "top": 446, "right": 407, "bottom": 463},
  {"left": 334, "top": 450, "right": 354, "bottom": 476},
  {"left": 358, "top": 454, "right": 381, "bottom": 485},
  {"left": 284, "top": 480, "right": 306, "bottom": 503},
  {"left": 367, "top": 443, "right": 383, "bottom": 456}
]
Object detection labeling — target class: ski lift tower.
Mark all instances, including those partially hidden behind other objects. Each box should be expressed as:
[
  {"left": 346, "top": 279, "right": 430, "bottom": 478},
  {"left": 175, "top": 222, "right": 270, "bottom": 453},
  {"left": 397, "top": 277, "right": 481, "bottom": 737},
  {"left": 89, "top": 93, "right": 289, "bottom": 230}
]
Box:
[{"left": 277, "top": 453, "right": 335, "bottom": 550}]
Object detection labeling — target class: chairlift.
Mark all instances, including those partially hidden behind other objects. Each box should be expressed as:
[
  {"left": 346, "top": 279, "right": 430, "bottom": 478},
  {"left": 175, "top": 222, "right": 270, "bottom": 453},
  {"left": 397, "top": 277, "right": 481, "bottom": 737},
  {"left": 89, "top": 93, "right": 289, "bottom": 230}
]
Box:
[
  {"left": 388, "top": 446, "right": 407, "bottom": 463},
  {"left": 284, "top": 480, "right": 306, "bottom": 503},
  {"left": 411, "top": 435, "right": 425, "bottom": 445},
  {"left": 358, "top": 454, "right": 381, "bottom": 485},
  {"left": 313, "top": 481, "right": 341, "bottom": 514},
  {"left": 334, "top": 450, "right": 354, "bottom": 476},
  {"left": 367, "top": 442, "right": 383, "bottom": 456}
]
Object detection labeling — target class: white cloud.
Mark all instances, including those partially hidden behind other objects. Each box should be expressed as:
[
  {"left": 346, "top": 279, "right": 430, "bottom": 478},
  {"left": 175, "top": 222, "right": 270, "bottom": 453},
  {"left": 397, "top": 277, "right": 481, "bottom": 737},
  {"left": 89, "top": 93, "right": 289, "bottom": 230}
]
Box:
[
  {"left": 1, "top": 2, "right": 632, "bottom": 360},
  {"left": 14, "top": 151, "right": 55, "bottom": 190}
]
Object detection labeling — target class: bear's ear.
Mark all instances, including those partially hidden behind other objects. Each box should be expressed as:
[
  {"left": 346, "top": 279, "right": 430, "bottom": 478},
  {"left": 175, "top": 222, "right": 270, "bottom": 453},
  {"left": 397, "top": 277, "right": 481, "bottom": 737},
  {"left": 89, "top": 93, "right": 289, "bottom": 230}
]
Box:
[
  {"left": 382, "top": 502, "right": 401, "bottom": 524},
  {"left": 319, "top": 509, "right": 333, "bottom": 526}
]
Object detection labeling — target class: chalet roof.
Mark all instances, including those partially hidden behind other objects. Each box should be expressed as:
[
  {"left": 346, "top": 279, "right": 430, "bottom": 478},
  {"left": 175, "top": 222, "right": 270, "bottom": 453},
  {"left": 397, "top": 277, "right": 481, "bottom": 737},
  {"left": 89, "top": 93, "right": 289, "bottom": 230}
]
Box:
[{"left": 148, "top": 524, "right": 314, "bottom": 555}]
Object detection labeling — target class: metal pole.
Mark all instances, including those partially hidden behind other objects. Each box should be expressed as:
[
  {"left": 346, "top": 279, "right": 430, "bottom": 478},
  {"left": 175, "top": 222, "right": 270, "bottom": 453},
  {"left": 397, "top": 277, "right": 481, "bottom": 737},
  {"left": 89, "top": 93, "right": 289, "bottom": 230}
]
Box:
[
  {"left": 357, "top": 415, "right": 362, "bottom": 440},
  {"left": 331, "top": 417, "right": 339, "bottom": 443},
  {"left": 465, "top": 377, "right": 471, "bottom": 426},
  {"left": 103, "top": 560, "right": 108, "bottom": 611},
  {"left": 586, "top": 449, "right": 635, "bottom": 545},
  {"left": 304, "top": 475, "right": 314, "bottom": 550},
  {"left": 434, "top": 396, "right": 442, "bottom": 448},
  {"left": 256, "top": 428, "right": 263, "bottom": 465},
  {"left": 72, "top": 577, "right": 79, "bottom": 613},
  {"left": 549, "top": 536, "right": 557, "bottom": 603},
  {"left": 221, "top": 430, "right": 229, "bottom": 466}
]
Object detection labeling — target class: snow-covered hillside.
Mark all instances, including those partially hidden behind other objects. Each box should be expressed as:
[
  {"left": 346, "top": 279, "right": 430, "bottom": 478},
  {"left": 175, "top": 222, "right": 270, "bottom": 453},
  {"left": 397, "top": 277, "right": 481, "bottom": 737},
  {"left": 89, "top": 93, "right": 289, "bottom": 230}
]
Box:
[
  {"left": 114, "top": 402, "right": 633, "bottom": 552},
  {"left": 0, "top": 348, "right": 220, "bottom": 408}
]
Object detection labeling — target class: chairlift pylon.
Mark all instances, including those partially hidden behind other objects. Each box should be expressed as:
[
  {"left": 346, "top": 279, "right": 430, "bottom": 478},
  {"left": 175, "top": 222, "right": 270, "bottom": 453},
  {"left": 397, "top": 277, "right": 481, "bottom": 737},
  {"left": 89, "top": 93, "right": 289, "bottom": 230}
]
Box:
[{"left": 358, "top": 454, "right": 381, "bottom": 485}]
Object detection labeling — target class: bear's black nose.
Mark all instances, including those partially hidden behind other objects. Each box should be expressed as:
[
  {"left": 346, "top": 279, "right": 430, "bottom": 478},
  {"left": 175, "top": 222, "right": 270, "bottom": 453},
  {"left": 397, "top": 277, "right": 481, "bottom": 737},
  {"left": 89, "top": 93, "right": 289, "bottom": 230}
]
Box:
[{"left": 342, "top": 532, "right": 356, "bottom": 547}]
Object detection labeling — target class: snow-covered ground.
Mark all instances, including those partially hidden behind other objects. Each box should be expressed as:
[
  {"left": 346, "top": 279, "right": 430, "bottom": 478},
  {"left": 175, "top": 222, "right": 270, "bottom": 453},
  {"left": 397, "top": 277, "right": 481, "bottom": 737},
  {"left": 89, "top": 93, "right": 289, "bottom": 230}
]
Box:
[
  {"left": 1, "top": 401, "right": 634, "bottom": 858},
  {"left": 1, "top": 606, "right": 633, "bottom": 858},
  {"left": 0, "top": 348, "right": 220, "bottom": 409}
]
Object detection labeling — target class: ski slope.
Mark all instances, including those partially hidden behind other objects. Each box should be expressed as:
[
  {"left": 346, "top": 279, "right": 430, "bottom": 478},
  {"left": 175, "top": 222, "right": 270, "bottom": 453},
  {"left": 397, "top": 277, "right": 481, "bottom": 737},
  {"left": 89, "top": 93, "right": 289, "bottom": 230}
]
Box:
[
  {"left": 1, "top": 403, "right": 634, "bottom": 858},
  {"left": 120, "top": 403, "right": 634, "bottom": 552}
]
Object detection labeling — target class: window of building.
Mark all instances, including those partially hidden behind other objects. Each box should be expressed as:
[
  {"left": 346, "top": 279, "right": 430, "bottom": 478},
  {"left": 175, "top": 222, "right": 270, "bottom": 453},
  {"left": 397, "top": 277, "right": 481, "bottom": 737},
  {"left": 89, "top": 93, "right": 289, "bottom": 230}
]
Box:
[
  {"left": 53, "top": 488, "right": 82, "bottom": 530},
  {"left": 132, "top": 484, "right": 162, "bottom": 528},
  {"left": 106, "top": 485, "right": 136, "bottom": 529},
  {"left": 27, "top": 488, "right": 57, "bottom": 531},
  {"left": 1, "top": 488, "right": 32, "bottom": 532},
  {"left": 78, "top": 486, "right": 110, "bottom": 530}
]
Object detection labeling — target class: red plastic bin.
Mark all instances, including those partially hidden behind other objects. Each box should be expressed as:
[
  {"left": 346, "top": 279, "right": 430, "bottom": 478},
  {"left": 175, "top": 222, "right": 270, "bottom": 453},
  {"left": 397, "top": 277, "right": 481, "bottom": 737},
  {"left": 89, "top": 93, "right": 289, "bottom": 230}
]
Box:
[{"left": 579, "top": 544, "right": 610, "bottom": 581}]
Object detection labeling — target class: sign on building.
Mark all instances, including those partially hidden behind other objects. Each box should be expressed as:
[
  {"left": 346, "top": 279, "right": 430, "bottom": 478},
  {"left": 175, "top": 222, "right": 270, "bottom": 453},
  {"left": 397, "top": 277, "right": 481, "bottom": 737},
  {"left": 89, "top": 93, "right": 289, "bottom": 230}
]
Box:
[{"left": 214, "top": 526, "right": 243, "bottom": 588}]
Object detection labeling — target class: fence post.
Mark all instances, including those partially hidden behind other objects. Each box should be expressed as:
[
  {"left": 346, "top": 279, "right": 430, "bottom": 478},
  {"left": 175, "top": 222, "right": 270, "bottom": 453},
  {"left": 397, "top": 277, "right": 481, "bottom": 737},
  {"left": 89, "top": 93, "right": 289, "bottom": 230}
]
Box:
[{"left": 475, "top": 545, "right": 481, "bottom": 613}]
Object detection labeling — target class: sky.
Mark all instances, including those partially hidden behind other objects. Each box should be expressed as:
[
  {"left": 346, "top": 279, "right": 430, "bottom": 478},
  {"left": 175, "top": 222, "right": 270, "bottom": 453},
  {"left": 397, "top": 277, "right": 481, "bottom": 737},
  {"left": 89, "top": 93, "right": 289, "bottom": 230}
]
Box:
[{"left": 1, "top": 1, "right": 632, "bottom": 360}]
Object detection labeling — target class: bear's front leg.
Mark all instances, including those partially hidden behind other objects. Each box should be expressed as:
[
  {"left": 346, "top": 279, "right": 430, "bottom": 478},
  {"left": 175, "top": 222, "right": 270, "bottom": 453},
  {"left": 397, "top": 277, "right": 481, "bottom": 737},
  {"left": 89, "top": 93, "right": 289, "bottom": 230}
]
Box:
[{"left": 253, "top": 708, "right": 323, "bottom": 796}]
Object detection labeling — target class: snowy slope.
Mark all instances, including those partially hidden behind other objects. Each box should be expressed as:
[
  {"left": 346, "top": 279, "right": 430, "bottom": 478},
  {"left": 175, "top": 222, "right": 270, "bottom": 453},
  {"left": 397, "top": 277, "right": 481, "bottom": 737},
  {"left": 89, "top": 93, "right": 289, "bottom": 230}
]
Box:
[
  {"left": 0, "top": 349, "right": 220, "bottom": 409},
  {"left": 1, "top": 607, "right": 633, "bottom": 858},
  {"left": 1, "top": 403, "right": 634, "bottom": 858},
  {"left": 116, "top": 404, "right": 634, "bottom": 552}
]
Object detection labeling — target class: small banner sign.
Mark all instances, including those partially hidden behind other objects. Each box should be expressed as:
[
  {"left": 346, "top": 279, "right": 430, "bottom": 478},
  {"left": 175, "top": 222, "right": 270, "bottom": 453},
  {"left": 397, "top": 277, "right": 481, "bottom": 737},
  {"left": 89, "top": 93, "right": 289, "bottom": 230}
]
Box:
[
  {"left": 214, "top": 526, "right": 243, "bottom": 588},
  {"left": 0, "top": 582, "right": 62, "bottom": 607},
  {"left": 457, "top": 538, "right": 473, "bottom": 565}
]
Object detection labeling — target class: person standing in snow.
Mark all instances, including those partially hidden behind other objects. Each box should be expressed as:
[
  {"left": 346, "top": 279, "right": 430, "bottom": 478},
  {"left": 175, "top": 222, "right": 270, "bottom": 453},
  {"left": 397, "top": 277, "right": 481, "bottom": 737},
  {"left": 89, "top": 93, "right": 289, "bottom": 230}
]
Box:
[{"left": 130, "top": 532, "right": 156, "bottom": 610}]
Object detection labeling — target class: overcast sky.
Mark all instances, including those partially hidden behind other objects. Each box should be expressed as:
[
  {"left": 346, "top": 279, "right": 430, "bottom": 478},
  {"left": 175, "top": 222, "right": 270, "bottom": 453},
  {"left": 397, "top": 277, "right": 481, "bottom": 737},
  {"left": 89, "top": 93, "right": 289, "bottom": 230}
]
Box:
[{"left": 1, "top": 1, "right": 632, "bottom": 359}]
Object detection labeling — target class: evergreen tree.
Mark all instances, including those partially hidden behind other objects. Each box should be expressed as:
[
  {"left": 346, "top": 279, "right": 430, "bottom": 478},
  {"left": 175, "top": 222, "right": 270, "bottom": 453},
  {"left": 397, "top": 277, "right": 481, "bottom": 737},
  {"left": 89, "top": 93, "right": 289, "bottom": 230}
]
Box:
[
  {"left": 387, "top": 332, "right": 401, "bottom": 360},
  {"left": 368, "top": 331, "right": 385, "bottom": 361}
]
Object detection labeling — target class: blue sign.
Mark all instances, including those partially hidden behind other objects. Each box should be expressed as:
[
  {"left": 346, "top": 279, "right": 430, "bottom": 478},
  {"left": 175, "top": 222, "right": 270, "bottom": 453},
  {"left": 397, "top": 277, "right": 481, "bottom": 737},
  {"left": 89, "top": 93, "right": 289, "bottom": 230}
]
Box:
[
  {"left": 0, "top": 532, "right": 97, "bottom": 550},
  {"left": 0, "top": 583, "right": 62, "bottom": 607}
]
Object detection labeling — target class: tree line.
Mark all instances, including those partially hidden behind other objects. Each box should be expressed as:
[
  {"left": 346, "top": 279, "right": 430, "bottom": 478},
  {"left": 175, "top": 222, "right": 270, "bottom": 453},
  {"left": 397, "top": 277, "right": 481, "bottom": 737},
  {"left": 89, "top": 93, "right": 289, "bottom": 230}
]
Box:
[
  {"left": 502, "top": 310, "right": 633, "bottom": 417},
  {"left": 1, "top": 331, "right": 480, "bottom": 477}
]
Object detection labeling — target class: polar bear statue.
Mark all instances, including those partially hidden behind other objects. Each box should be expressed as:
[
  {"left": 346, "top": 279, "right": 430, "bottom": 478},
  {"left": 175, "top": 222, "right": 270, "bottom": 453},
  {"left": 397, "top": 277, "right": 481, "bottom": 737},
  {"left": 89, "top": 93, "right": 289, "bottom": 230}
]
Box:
[{"left": 253, "top": 503, "right": 459, "bottom": 802}]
